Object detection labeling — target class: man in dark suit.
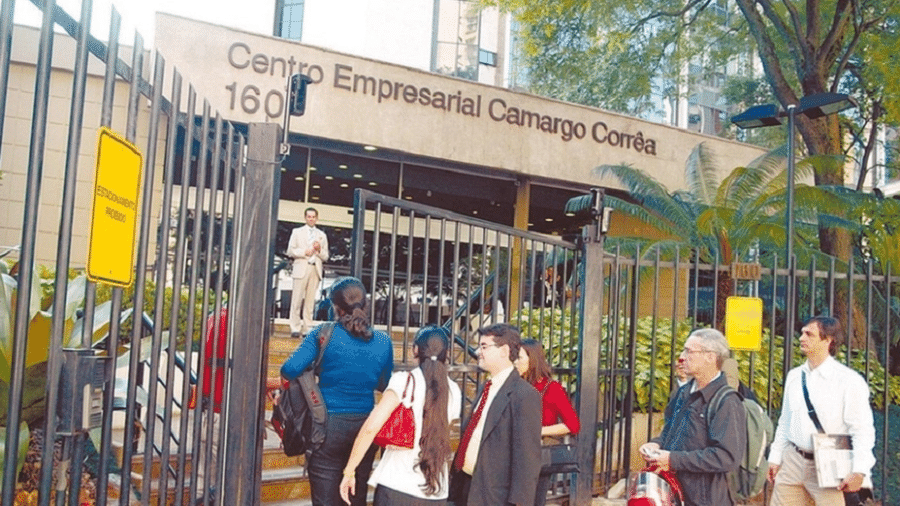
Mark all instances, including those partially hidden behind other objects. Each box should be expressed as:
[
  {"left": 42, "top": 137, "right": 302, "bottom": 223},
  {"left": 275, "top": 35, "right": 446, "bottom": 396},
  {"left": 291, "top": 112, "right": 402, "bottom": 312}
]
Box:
[{"left": 450, "top": 323, "right": 542, "bottom": 506}]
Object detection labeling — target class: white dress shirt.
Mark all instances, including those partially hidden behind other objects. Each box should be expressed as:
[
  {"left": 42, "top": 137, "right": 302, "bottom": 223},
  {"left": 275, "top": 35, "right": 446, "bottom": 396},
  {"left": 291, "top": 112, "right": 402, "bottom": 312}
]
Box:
[
  {"left": 768, "top": 356, "right": 876, "bottom": 478},
  {"left": 461, "top": 365, "right": 515, "bottom": 474}
]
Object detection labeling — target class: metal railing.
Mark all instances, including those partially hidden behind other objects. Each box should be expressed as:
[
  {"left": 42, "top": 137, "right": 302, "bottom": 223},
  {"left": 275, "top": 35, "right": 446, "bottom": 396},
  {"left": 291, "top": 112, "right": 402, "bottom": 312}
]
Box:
[{"left": 0, "top": 1, "right": 279, "bottom": 504}]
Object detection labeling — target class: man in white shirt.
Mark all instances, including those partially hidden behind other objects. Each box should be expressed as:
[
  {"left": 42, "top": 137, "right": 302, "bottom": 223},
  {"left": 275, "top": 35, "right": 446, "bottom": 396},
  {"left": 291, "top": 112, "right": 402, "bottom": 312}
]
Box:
[
  {"left": 287, "top": 207, "right": 329, "bottom": 336},
  {"left": 767, "top": 316, "right": 876, "bottom": 505},
  {"left": 449, "top": 324, "right": 542, "bottom": 506}
]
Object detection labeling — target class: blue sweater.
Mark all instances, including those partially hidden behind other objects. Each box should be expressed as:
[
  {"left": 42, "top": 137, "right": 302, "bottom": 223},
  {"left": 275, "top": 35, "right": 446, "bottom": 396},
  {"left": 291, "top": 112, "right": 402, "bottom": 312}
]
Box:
[{"left": 280, "top": 323, "right": 393, "bottom": 414}]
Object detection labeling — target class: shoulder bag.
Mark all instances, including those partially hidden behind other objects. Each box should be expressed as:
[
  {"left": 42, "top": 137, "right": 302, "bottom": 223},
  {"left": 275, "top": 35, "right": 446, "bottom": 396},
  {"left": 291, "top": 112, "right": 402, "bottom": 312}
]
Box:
[
  {"left": 539, "top": 381, "right": 580, "bottom": 475},
  {"left": 373, "top": 371, "right": 416, "bottom": 448}
]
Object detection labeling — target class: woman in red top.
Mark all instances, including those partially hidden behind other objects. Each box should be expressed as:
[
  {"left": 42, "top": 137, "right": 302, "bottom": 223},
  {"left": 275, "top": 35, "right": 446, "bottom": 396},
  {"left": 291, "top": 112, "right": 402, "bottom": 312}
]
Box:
[{"left": 515, "top": 339, "right": 581, "bottom": 506}]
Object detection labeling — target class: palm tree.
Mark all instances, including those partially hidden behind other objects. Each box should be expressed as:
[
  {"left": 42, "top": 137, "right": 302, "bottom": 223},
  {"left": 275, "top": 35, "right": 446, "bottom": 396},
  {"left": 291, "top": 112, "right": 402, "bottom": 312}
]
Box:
[{"left": 582, "top": 143, "right": 858, "bottom": 329}]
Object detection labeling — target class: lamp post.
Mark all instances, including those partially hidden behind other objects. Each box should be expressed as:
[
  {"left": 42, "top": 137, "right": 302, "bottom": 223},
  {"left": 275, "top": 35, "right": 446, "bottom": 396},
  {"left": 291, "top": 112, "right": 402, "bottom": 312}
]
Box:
[
  {"left": 732, "top": 92, "right": 856, "bottom": 372},
  {"left": 731, "top": 92, "right": 857, "bottom": 263}
]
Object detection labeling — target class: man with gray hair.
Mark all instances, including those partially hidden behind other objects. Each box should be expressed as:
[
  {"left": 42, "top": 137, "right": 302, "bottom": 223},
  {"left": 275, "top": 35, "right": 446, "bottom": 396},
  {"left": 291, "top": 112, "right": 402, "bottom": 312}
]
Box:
[{"left": 639, "top": 328, "right": 747, "bottom": 505}]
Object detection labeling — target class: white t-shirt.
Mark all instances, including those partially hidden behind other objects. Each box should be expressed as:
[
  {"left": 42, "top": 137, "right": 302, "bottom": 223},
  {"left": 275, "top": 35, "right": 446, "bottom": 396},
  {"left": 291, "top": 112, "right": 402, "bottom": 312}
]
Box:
[{"left": 368, "top": 367, "right": 462, "bottom": 499}]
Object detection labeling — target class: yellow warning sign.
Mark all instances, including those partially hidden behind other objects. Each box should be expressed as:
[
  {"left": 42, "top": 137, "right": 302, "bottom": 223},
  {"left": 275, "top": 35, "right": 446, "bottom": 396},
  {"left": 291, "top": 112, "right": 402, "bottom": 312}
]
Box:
[
  {"left": 725, "top": 296, "right": 764, "bottom": 351},
  {"left": 87, "top": 127, "right": 143, "bottom": 287}
]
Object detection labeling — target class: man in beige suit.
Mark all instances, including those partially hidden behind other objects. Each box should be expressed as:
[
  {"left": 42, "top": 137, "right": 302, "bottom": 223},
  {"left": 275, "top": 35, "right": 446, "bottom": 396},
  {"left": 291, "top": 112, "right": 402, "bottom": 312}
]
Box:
[{"left": 287, "top": 207, "right": 329, "bottom": 336}]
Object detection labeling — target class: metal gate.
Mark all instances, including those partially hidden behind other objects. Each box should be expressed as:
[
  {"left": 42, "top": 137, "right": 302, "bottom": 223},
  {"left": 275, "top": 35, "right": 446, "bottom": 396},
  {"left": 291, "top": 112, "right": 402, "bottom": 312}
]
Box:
[
  {"left": 349, "top": 188, "right": 614, "bottom": 504},
  {"left": 589, "top": 227, "right": 899, "bottom": 503},
  {"left": 350, "top": 187, "right": 899, "bottom": 505},
  {"left": 1, "top": 1, "right": 280, "bottom": 504}
]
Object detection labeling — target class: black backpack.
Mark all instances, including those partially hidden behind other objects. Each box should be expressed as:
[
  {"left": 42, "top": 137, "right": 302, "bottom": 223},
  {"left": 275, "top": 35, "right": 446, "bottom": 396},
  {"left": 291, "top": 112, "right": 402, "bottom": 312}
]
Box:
[{"left": 271, "top": 322, "right": 334, "bottom": 457}]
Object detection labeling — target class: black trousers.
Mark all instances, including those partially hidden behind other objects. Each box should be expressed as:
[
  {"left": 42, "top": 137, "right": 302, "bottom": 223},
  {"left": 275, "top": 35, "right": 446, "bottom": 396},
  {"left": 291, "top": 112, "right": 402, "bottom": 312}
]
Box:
[
  {"left": 373, "top": 485, "right": 447, "bottom": 505},
  {"left": 307, "top": 413, "right": 377, "bottom": 506}
]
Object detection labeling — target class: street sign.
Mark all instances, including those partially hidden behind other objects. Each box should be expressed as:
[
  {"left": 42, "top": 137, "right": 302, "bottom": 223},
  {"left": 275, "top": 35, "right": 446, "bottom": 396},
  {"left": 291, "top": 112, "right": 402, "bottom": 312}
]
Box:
[
  {"left": 725, "top": 296, "right": 763, "bottom": 351},
  {"left": 86, "top": 127, "right": 143, "bottom": 287}
]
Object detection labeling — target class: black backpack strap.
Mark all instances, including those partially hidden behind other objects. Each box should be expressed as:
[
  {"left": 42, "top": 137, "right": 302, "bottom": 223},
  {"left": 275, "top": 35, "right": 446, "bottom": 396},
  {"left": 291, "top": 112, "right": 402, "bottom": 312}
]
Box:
[
  {"left": 312, "top": 322, "right": 335, "bottom": 376},
  {"left": 801, "top": 371, "right": 826, "bottom": 433}
]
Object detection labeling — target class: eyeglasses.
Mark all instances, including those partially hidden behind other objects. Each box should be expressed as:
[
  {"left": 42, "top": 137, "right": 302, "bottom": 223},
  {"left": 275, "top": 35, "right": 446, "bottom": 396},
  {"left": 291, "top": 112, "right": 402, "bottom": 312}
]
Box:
[
  {"left": 478, "top": 343, "right": 502, "bottom": 351},
  {"left": 682, "top": 347, "right": 710, "bottom": 355}
]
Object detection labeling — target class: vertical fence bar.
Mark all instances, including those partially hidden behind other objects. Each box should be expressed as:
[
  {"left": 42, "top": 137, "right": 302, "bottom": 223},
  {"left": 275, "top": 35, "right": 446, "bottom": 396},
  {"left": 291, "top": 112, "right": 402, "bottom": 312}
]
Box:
[
  {"left": 36, "top": 0, "right": 90, "bottom": 502},
  {"left": 119, "top": 49, "right": 165, "bottom": 506},
  {"left": 143, "top": 68, "right": 182, "bottom": 504},
  {"left": 2, "top": 0, "right": 55, "bottom": 500},
  {"left": 573, "top": 213, "right": 604, "bottom": 505},
  {"left": 0, "top": 0, "right": 16, "bottom": 149},
  {"left": 156, "top": 85, "right": 196, "bottom": 502},
  {"left": 223, "top": 122, "right": 281, "bottom": 505}
]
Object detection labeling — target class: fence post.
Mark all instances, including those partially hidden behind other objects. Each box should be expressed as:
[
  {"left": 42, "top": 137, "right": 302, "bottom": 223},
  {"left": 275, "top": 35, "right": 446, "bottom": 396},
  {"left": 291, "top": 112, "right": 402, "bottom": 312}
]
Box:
[
  {"left": 223, "top": 122, "right": 281, "bottom": 505},
  {"left": 573, "top": 189, "right": 606, "bottom": 504}
]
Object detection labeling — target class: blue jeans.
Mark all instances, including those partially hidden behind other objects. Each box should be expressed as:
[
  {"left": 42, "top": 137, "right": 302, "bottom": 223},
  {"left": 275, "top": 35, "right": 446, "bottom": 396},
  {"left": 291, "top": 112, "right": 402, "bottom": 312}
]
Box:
[{"left": 308, "top": 413, "right": 377, "bottom": 506}]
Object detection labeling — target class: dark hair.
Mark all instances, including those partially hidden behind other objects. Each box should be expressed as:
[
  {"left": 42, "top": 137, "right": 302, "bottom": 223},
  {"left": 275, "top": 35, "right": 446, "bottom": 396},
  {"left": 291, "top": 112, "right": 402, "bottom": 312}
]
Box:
[
  {"left": 519, "top": 339, "right": 552, "bottom": 384},
  {"left": 806, "top": 315, "right": 843, "bottom": 355},
  {"left": 304, "top": 207, "right": 318, "bottom": 217},
  {"left": 478, "top": 323, "right": 522, "bottom": 362},
  {"left": 413, "top": 326, "right": 451, "bottom": 495},
  {"left": 329, "top": 277, "right": 372, "bottom": 340}
]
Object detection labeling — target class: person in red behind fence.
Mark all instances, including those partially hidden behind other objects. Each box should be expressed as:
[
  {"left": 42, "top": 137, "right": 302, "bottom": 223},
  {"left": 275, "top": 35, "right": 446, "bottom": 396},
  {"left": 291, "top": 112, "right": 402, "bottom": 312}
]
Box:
[
  {"left": 193, "top": 306, "right": 228, "bottom": 504},
  {"left": 638, "top": 328, "right": 746, "bottom": 506},
  {"left": 339, "top": 326, "right": 462, "bottom": 505},
  {"left": 514, "top": 339, "right": 581, "bottom": 506}
]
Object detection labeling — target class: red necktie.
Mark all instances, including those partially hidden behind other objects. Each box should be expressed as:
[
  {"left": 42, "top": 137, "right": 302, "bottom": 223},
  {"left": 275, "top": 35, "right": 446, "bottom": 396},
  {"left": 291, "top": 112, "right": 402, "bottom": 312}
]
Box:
[{"left": 454, "top": 380, "right": 492, "bottom": 471}]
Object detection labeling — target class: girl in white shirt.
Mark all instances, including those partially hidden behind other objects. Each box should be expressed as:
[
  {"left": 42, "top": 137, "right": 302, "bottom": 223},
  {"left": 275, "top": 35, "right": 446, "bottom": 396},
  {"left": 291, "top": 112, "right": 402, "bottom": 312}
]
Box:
[{"left": 340, "top": 326, "right": 462, "bottom": 505}]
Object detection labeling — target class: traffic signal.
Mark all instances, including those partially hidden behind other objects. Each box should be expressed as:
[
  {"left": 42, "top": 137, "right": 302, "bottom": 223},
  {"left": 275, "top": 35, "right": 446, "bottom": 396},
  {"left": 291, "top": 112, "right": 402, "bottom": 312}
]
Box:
[{"left": 289, "top": 74, "right": 313, "bottom": 116}]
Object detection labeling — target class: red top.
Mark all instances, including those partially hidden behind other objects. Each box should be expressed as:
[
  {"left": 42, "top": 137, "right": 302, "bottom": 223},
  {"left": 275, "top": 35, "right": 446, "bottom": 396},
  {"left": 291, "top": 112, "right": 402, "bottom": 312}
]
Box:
[
  {"left": 534, "top": 377, "right": 581, "bottom": 434},
  {"left": 200, "top": 308, "right": 228, "bottom": 412}
]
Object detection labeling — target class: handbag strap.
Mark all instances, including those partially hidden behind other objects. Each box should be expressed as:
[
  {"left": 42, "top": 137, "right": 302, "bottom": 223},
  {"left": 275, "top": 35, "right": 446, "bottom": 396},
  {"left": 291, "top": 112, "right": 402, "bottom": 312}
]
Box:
[
  {"left": 401, "top": 371, "right": 415, "bottom": 403},
  {"left": 801, "top": 371, "right": 826, "bottom": 434}
]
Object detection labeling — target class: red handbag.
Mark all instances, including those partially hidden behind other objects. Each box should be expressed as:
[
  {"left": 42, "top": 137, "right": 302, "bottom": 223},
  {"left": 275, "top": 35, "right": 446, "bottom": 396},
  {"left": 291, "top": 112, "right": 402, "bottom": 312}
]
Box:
[{"left": 373, "top": 372, "right": 416, "bottom": 448}]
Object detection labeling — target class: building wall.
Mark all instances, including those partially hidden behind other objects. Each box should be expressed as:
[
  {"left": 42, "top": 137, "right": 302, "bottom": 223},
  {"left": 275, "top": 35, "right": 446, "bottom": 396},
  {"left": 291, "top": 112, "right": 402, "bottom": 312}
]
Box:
[
  {"left": 0, "top": 26, "right": 166, "bottom": 268},
  {"left": 155, "top": 14, "right": 767, "bottom": 196}
]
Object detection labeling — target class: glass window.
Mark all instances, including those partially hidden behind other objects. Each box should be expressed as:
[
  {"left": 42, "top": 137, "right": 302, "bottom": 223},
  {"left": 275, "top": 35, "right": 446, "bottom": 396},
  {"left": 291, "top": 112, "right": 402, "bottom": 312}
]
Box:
[
  {"left": 307, "top": 150, "right": 400, "bottom": 208},
  {"left": 401, "top": 164, "right": 516, "bottom": 225},
  {"left": 279, "top": 146, "right": 310, "bottom": 202},
  {"left": 280, "top": 0, "right": 305, "bottom": 40},
  {"left": 433, "top": 0, "right": 480, "bottom": 80},
  {"left": 528, "top": 184, "right": 589, "bottom": 236}
]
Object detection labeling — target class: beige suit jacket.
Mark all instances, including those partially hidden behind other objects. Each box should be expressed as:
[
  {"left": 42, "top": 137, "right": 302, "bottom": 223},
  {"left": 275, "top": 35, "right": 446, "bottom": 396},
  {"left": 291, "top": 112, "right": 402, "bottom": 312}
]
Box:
[{"left": 287, "top": 225, "right": 329, "bottom": 279}]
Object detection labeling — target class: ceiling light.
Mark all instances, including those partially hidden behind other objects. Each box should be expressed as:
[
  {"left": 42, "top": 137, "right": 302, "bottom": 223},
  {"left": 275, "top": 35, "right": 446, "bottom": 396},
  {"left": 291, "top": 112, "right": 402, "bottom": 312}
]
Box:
[
  {"left": 353, "top": 174, "right": 362, "bottom": 179},
  {"left": 309, "top": 166, "right": 317, "bottom": 171},
  {"left": 364, "top": 145, "right": 377, "bottom": 151},
  {"left": 340, "top": 183, "right": 349, "bottom": 188},
  {"left": 339, "top": 164, "right": 348, "bottom": 169},
  {"left": 325, "top": 175, "right": 334, "bottom": 180},
  {"left": 312, "top": 184, "right": 320, "bottom": 189},
  {"left": 545, "top": 218, "right": 554, "bottom": 222},
  {"left": 368, "top": 182, "right": 377, "bottom": 186},
  {"left": 294, "top": 176, "right": 304, "bottom": 181}
]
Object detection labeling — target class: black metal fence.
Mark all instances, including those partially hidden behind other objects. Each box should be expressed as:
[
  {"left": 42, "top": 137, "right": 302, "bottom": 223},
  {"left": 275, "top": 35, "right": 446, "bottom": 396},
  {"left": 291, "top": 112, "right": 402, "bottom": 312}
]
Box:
[
  {"left": 0, "top": 1, "right": 280, "bottom": 505},
  {"left": 349, "top": 188, "right": 899, "bottom": 505}
]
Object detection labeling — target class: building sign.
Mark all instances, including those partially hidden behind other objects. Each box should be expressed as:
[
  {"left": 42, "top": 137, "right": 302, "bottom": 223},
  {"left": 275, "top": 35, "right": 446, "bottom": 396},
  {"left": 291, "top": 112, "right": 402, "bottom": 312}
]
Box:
[
  {"left": 223, "top": 41, "right": 657, "bottom": 155},
  {"left": 731, "top": 262, "right": 761, "bottom": 280},
  {"left": 725, "top": 296, "right": 763, "bottom": 351},
  {"left": 86, "top": 127, "right": 142, "bottom": 288}
]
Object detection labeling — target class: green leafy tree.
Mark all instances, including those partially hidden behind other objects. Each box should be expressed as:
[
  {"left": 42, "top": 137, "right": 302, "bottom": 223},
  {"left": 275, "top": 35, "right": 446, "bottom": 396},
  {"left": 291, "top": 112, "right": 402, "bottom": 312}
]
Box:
[
  {"left": 591, "top": 143, "right": 859, "bottom": 329},
  {"left": 489, "top": 0, "right": 900, "bottom": 329}
]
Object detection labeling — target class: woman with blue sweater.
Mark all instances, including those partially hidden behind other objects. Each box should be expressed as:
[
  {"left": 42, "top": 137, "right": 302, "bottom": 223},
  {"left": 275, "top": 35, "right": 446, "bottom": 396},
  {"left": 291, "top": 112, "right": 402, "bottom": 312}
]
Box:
[{"left": 281, "top": 277, "right": 394, "bottom": 506}]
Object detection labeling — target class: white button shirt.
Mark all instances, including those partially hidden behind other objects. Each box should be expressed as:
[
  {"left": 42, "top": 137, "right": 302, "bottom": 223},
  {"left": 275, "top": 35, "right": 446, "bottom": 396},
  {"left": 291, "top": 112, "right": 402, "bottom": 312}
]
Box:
[
  {"left": 768, "top": 356, "right": 876, "bottom": 478},
  {"left": 461, "top": 365, "right": 515, "bottom": 475}
]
